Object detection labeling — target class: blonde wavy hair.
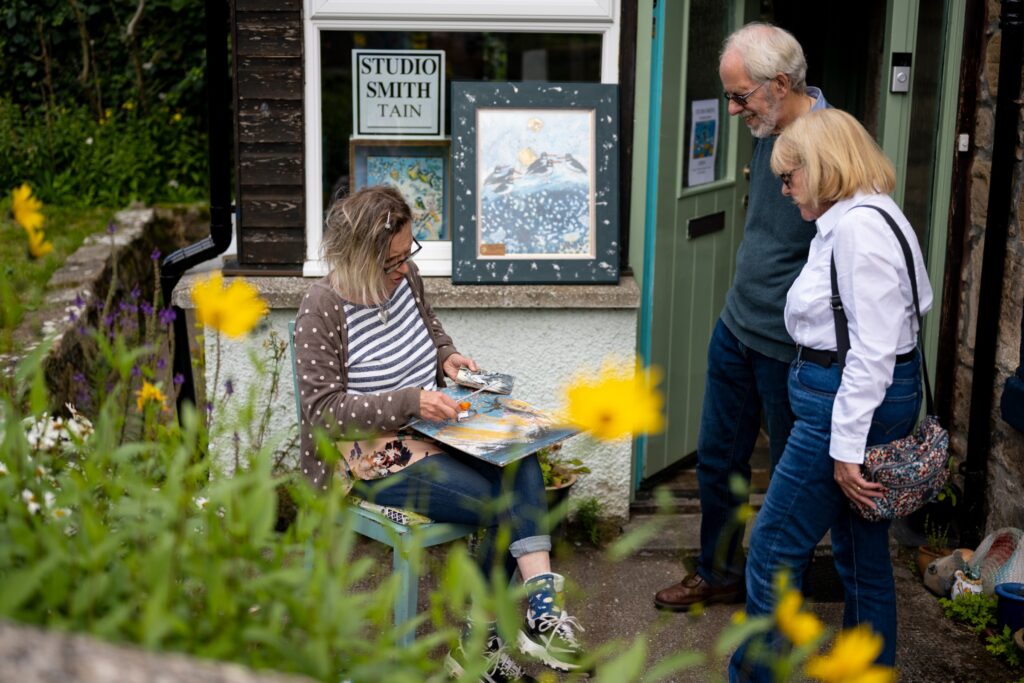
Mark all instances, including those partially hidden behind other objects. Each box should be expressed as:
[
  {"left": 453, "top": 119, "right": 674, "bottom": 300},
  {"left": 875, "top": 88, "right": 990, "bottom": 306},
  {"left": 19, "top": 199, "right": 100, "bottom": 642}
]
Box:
[
  {"left": 321, "top": 185, "right": 413, "bottom": 306},
  {"left": 770, "top": 108, "right": 896, "bottom": 210}
]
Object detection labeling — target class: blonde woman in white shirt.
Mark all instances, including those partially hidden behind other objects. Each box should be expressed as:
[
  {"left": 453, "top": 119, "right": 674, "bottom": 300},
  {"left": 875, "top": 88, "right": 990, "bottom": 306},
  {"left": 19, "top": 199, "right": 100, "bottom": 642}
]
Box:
[{"left": 729, "top": 108, "right": 932, "bottom": 681}]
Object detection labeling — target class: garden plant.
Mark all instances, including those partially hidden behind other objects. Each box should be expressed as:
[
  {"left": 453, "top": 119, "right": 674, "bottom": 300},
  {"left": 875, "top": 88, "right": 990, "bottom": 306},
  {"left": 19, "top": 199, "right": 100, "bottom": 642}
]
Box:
[{"left": 0, "top": 193, "right": 900, "bottom": 681}]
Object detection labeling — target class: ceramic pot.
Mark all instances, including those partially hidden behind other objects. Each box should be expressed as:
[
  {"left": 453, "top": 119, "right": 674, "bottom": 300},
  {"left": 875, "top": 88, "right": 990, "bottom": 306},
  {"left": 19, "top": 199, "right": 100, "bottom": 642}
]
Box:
[
  {"left": 995, "top": 582, "right": 1024, "bottom": 634},
  {"left": 916, "top": 545, "right": 951, "bottom": 577}
]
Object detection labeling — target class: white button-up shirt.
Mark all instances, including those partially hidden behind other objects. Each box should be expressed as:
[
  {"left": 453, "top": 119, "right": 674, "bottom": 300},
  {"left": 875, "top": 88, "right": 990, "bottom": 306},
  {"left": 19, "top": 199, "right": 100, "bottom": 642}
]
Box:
[{"left": 784, "top": 192, "right": 933, "bottom": 464}]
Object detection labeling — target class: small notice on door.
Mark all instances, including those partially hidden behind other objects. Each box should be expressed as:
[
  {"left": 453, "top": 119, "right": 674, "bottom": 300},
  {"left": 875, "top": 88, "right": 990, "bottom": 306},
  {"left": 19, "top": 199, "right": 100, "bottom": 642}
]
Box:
[{"left": 688, "top": 99, "right": 719, "bottom": 187}]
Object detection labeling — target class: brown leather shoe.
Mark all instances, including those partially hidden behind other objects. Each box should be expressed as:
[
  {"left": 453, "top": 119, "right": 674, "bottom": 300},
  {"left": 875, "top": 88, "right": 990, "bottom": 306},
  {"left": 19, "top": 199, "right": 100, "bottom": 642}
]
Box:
[{"left": 653, "top": 572, "right": 744, "bottom": 611}]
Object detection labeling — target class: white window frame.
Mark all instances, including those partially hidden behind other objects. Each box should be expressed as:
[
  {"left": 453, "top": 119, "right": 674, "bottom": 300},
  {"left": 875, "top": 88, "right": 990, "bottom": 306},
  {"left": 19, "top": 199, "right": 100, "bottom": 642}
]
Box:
[{"left": 303, "top": 0, "right": 621, "bottom": 277}]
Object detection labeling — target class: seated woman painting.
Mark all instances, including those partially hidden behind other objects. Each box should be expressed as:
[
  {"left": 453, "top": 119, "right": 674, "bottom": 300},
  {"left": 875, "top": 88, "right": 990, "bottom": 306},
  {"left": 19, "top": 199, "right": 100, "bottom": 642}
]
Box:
[
  {"left": 729, "top": 109, "right": 933, "bottom": 681},
  {"left": 294, "top": 185, "right": 583, "bottom": 680}
]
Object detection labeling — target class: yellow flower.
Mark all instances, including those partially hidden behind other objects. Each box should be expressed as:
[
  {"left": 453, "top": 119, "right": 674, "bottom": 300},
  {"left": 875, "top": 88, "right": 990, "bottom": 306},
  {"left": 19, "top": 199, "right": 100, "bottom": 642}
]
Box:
[
  {"left": 562, "top": 360, "right": 664, "bottom": 440},
  {"left": 172, "top": 112, "right": 183, "bottom": 122},
  {"left": 135, "top": 380, "right": 167, "bottom": 411},
  {"left": 804, "top": 626, "right": 894, "bottom": 683},
  {"left": 24, "top": 226, "right": 54, "bottom": 259},
  {"left": 775, "top": 589, "right": 825, "bottom": 647},
  {"left": 736, "top": 502, "right": 755, "bottom": 523},
  {"left": 191, "top": 272, "right": 269, "bottom": 338},
  {"left": 122, "top": 101, "right": 135, "bottom": 111},
  {"left": 730, "top": 609, "right": 747, "bottom": 625},
  {"left": 11, "top": 183, "right": 44, "bottom": 232}
]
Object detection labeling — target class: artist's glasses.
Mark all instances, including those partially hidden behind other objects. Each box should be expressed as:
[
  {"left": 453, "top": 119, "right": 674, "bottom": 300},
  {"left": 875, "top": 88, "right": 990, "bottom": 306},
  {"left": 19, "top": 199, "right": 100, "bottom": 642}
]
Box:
[
  {"left": 723, "top": 80, "right": 768, "bottom": 107},
  {"left": 383, "top": 236, "right": 422, "bottom": 274}
]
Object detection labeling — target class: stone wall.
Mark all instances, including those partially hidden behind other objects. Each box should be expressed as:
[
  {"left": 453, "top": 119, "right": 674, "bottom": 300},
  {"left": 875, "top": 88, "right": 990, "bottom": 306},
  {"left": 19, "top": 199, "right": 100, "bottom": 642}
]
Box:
[
  {"left": 951, "top": 0, "right": 1024, "bottom": 532},
  {"left": 3, "top": 207, "right": 206, "bottom": 414},
  {"left": 0, "top": 620, "right": 312, "bottom": 683}
]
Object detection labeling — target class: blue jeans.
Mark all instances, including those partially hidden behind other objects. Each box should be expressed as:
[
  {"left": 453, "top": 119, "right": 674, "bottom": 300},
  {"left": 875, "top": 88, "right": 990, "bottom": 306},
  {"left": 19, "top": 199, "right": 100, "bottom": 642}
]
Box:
[
  {"left": 728, "top": 353, "right": 923, "bottom": 682},
  {"left": 352, "top": 452, "right": 551, "bottom": 579},
  {"left": 696, "top": 319, "right": 796, "bottom": 586}
]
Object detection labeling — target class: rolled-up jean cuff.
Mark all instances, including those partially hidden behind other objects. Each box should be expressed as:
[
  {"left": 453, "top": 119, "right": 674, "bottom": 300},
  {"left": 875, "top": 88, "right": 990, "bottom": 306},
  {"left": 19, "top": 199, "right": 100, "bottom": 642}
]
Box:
[{"left": 509, "top": 535, "right": 551, "bottom": 557}]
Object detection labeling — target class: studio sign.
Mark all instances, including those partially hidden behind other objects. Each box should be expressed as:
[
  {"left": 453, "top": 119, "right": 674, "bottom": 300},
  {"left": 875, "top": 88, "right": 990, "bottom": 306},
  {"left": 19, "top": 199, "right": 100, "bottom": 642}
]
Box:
[{"left": 352, "top": 49, "right": 446, "bottom": 138}]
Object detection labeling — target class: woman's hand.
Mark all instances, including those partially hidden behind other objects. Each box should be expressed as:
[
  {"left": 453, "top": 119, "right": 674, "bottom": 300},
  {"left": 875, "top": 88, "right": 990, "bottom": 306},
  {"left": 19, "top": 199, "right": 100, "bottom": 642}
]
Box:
[
  {"left": 419, "top": 390, "right": 460, "bottom": 422},
  {"left": 834, "top": 460, "right": 885, "bottom": 510},
  {"left": 442, "top": 353, "right": 479, "bottom": 381}
]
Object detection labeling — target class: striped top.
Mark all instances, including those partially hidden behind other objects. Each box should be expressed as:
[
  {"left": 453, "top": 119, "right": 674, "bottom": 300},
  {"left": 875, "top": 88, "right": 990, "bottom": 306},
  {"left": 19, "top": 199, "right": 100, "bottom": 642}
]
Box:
[{"left": 343, "top": 279, "right": 438, "bottom": 394}]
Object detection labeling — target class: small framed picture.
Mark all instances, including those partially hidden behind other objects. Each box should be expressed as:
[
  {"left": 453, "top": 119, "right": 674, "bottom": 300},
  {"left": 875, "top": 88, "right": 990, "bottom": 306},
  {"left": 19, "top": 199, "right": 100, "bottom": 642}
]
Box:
[
  {"left": 450, "top": 81, "right": 619, "bottom": 284},
  {"left": 349, "top": 139, "right": 450, "bottom": 241}
]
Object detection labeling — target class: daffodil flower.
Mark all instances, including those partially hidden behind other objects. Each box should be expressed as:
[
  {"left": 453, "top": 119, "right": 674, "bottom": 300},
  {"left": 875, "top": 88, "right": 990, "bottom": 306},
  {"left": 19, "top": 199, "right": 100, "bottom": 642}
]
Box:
[
  {"left": 135, "top": 380, "right": 167, "bottom": 412},
  {"left": 11, "top": 183, "right": 44, "bottom": 231},
  {"left": 190, "top": 272, "right": 269, "bottom": 338},
  {"left": 804, "top": 625, "right": 894, "bottom": 683},
  {"left": 25, "top": 225, "right": 54, "bottom": 259},
  {"left": 562, "top": 360, "right": 664, "bottom": 440},
  {"left": 775, "top": 589, "right": 825, "bottom": 647}
]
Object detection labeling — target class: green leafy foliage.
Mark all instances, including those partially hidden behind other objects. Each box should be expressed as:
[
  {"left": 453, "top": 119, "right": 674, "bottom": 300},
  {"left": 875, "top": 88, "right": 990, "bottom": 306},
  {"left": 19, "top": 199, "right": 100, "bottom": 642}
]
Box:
[
  {"left": 0, "top": 0, "right": 208, "bottom": 206},
  {"left": 985, "top": 626, "right": 1023, "bottom": 669},
  {"left": 939, "top": 592, "right": 997, "bottom": 633},
  {"left": 571, "top": 496, "right": 602, "bottom": 546},
  {"left": 0, "top": 99, "right": 207, "bottom": 206},
  {"left": 537, "top": 443, "right": 590, "bottom": 489}
]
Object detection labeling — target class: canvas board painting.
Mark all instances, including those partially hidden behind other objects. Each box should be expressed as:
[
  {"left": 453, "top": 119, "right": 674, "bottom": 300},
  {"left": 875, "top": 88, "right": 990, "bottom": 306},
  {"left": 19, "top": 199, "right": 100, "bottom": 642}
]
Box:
[
  {"left": 476, "top": 109, "right": 595, "bottom": 258},
  {"left": 450, "top": 81, "right": 619, "bottom": 284},
  {"left": 408, "top": 386, "right": 579, "bottom": 466},
  {"left": 350, "top": 140, "right": 450, "bottom": 241}
]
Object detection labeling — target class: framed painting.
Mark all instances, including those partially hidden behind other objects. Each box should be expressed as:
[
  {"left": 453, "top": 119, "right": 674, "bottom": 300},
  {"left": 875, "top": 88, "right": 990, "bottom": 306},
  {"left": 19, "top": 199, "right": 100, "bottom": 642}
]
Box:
[
  {"left": 349, "top": 139, "right": 450, "bottom": 241},
  {"left": 450, "top": 82, "right": 619, "bottom": 284}
]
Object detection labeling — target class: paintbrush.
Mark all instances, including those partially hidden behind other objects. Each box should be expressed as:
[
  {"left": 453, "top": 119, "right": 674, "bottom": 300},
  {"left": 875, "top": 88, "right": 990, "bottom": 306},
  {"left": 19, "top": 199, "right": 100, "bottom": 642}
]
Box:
[{"left": 403, "top": 382, "right": 499, "bottom": 429}]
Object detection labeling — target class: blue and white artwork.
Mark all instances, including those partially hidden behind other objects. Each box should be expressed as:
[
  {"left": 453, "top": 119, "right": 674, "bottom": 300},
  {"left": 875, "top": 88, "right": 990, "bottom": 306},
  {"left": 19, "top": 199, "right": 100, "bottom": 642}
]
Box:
[
  {"left": 476, "top": 109, "right": 594, "bottom": 257},
  {"left": 451, "top": 81, "right": 620, "bottom": 284}
]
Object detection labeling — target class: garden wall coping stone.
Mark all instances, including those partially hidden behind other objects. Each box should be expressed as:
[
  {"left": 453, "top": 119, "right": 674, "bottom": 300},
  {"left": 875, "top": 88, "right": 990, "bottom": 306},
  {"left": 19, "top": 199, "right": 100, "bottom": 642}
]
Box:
[
  {"left": 0, "top": 621, "right": 313, "bottom": 683},
  {"left": 171, "top": 272, "right": 641, "bottom": 310}
]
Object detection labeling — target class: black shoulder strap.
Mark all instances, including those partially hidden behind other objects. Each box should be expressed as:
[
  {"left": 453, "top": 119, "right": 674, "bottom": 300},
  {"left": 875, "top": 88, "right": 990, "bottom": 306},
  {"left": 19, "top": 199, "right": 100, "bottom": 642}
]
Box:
[{"left": 830, "top": 204, "right": 934, "bottom": 415}]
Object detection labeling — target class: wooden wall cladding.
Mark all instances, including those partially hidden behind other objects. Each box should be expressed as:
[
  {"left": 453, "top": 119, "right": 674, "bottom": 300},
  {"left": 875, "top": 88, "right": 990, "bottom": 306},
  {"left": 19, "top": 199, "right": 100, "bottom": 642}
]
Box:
[{"left": 234, "top": 0, "right": 306, "bottom": 266}]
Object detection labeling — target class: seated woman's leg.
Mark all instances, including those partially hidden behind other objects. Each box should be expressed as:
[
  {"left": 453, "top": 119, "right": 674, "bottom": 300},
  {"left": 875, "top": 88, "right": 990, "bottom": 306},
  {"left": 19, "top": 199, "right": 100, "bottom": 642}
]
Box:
[{"left": 455, "top": 452, "right": 550, "bottom": 579}]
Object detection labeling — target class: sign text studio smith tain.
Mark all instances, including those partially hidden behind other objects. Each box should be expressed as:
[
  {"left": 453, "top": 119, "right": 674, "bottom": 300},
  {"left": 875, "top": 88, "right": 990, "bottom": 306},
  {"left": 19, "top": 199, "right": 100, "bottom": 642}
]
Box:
[{"left": 353, "top": 50, "right": 445, "bottom": 137}]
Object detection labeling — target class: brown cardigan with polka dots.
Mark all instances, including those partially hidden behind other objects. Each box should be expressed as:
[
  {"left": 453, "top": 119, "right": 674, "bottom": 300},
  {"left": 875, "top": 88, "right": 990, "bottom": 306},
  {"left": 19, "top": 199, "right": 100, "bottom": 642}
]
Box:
[{"left": 294, "top": 261, "right": 458, "bottom": 489}]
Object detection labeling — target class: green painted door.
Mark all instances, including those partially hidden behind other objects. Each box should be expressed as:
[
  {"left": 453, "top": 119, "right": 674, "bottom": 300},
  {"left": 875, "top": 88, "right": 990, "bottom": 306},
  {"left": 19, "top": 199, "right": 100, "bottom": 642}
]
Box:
[
  {"left": 639, "top": 0, "right": 960, "bottom": 482},
  {"left": 641, "top": 0, "right": 757, "bottom": 479}
]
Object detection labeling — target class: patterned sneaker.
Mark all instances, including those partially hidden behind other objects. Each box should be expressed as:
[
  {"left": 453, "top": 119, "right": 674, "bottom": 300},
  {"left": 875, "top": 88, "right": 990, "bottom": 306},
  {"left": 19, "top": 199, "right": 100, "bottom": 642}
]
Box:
[
  {"left": 445, "top": 630, "right": 536, "bottom": 683},
  {"left": 517, "top": 608, "right": 586, "bottom": 672}
]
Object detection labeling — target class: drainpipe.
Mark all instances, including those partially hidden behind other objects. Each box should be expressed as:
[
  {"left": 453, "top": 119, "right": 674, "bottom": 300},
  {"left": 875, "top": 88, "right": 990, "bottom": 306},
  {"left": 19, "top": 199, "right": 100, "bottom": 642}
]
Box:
[
  {"left": 962, "top": 0, "right": 1023, "bottom": 544},
  {"left": 160, "top": 0, "right": 234, "bottom": 419}
]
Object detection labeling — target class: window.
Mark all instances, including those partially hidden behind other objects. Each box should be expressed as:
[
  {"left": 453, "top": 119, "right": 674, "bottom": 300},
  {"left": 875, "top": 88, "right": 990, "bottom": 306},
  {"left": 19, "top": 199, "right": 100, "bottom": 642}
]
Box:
[{"left": 303, "top": 2, "right": 620, "bottom": 277}]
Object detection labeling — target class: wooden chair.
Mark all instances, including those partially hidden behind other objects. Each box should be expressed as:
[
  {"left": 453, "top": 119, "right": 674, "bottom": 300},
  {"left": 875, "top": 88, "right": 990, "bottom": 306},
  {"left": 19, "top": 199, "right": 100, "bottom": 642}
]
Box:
[{"left": 287, "top": 321, "right": 475, "bottom": 644}]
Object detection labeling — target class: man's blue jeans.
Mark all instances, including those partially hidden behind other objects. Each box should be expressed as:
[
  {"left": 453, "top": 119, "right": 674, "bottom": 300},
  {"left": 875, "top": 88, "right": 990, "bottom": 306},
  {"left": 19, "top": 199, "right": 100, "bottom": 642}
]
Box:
[
  {"left": 729, "top": 353, "right": 922, "bottom": 681},
  {"left": 696, "top": 318, "right": 796, "bottom": 586},
  {"left": 352, "top": 451, "right": 551, "bottom": 579}
]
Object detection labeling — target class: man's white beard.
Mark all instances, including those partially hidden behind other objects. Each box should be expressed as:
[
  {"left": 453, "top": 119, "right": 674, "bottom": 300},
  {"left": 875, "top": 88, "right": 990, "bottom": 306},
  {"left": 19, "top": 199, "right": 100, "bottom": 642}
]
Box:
[{"left": 747, "top": 90, "right": 781, "bottom": 138}]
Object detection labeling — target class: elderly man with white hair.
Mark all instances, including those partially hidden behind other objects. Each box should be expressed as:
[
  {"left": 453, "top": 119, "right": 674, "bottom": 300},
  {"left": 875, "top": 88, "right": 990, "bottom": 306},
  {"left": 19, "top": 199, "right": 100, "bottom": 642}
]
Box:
[{"left": 654, "top": 22, "right": 828, "bottom": 611}]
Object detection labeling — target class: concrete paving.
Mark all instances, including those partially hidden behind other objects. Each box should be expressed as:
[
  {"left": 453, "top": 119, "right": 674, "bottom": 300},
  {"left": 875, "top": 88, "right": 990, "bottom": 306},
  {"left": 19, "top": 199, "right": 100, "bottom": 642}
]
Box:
[{"left": 383, "top": 526, "right": 1020, "bottom": 682}]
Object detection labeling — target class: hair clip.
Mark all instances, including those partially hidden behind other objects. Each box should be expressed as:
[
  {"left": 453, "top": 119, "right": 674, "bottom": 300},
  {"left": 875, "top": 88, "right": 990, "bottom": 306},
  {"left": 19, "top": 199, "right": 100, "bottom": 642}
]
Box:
[{"left": 384, "top": 210, "right": 391, "bottom": 230}]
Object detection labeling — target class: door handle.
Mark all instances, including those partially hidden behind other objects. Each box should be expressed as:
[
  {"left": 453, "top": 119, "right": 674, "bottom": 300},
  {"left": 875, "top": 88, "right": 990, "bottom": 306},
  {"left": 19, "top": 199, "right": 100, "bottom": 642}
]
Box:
[{"left": 743, "top": 165, "right": 751, "bottom": 180}]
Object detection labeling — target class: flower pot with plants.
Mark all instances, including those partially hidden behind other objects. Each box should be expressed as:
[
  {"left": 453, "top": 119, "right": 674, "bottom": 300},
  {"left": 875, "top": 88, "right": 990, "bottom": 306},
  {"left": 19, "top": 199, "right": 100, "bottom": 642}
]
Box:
[
  {"left": 536, "top": 444, "right": 589, "bottom": 535},
  {"left": 917, "top": 516, "right": 955, "bottom": 577}
]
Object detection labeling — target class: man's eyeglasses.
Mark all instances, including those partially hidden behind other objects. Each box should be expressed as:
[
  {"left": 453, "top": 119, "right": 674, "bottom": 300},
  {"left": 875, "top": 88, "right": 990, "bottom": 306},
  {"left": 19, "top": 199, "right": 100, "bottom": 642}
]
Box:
[
  {"left": 723, "top": 80, "right": 768, "bottom": 107},
  {"left": 383, "top": 236, "right": 422, "bottom": 274}
]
